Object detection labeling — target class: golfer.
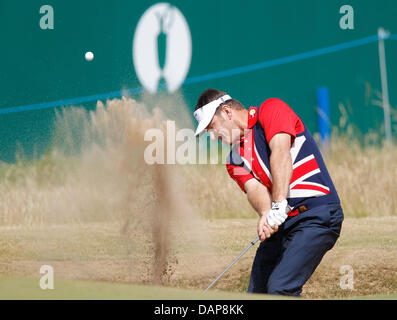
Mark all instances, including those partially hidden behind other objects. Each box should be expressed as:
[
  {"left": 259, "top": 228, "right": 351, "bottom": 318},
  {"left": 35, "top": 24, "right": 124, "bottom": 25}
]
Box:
[{"left": 193, "top": 88, "right": 344, "bottom": 296}]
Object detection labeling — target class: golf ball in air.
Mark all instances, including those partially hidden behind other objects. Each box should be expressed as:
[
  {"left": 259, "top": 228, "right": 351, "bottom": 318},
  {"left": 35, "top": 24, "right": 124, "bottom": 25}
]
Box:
[{"left": 85, "top": 51, "right": 94, "bottom": 61}]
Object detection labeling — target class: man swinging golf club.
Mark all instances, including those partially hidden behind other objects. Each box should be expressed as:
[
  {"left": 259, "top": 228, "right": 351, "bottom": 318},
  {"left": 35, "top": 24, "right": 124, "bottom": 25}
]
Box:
[{"left": 194, "top": 88, "right": 344, "bottom": 296}]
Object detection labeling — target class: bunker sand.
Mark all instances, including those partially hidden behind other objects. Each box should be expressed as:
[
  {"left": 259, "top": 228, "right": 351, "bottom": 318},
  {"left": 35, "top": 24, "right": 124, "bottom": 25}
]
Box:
[{"left": 0, "top": 217, "right": 396, "bottom": 299}]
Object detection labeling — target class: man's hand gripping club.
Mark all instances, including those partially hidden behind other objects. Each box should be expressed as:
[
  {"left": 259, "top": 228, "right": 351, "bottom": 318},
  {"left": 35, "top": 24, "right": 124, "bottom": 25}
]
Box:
[{"left": 257, "top": 199, "right": 290, "bottom": 241}]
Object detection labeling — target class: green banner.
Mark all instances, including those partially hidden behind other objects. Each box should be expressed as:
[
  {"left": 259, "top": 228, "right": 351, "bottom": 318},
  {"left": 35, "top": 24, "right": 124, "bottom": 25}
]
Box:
[{"left": 1, "top": 0, "right": 396, "bottom": 161}]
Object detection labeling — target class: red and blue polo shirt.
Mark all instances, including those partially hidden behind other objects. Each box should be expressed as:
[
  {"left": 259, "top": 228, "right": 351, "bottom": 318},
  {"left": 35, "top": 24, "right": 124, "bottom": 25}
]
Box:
[{"left": 226, "top": 98, "right": 340, "bottom": 211}]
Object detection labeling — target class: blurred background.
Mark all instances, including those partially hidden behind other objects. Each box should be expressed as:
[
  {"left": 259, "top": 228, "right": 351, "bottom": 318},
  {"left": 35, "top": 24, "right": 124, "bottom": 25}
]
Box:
[{"left": 1, "top": 0, "right": 396, "bottom": 162}]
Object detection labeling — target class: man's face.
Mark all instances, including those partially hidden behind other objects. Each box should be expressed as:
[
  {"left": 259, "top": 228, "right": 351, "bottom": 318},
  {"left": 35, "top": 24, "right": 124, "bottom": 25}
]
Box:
[{"left": 206, "top": 106, "right": 241, "bottom": 145}]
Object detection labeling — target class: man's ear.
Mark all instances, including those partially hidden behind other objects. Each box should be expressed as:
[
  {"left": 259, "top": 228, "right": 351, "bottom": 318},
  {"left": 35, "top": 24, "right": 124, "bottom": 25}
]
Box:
[{"left": 221, "top": 104, "right": 233, "bottom": 120}]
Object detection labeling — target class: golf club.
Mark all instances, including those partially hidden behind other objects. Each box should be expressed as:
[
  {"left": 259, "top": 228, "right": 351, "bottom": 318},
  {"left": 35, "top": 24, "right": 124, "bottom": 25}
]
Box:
[{"left": 204, "top": 235, "right": 260, "bottom": 291}]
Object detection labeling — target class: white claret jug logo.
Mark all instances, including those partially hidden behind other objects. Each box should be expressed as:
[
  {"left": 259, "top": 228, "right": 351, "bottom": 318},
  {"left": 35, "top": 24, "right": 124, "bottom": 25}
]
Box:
[{"left": 133, "top": 3, "right": 192, "bottom": 93}]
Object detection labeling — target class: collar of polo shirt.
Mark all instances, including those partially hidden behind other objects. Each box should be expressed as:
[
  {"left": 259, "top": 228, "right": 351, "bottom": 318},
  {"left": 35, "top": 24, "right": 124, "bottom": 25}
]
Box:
[{"left": 194, "top": 94, "right": 231, "bottom": 136}]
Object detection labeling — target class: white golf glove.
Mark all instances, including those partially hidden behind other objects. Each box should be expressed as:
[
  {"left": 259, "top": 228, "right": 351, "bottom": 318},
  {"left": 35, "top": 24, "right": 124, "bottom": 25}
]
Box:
[{"left": 267, "top": 199, "right": 290, "bottom": 228}]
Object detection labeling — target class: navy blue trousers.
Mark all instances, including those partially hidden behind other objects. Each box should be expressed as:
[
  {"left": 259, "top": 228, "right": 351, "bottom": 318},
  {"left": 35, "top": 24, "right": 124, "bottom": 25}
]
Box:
[{"left": 247, "top": 203, "right": 344, "bottom": 296}]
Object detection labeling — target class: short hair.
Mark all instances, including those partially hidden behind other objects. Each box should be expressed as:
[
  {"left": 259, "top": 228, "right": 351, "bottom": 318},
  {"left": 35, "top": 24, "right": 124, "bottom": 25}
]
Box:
[{"left": 195, "top": 88, "right": 245, "bottom": 114}]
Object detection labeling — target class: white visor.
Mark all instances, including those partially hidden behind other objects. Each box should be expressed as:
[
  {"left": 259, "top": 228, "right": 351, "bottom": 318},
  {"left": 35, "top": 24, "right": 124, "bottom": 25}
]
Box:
[{"left": 193, "top": 94, "right": 231, "bottom": 136}]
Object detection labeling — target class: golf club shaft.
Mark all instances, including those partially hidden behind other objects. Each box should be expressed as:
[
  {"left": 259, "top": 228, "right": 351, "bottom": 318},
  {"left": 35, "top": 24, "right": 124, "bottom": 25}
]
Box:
[{"left": 205, "top": 235, "right": 260, "bottom": 291}]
